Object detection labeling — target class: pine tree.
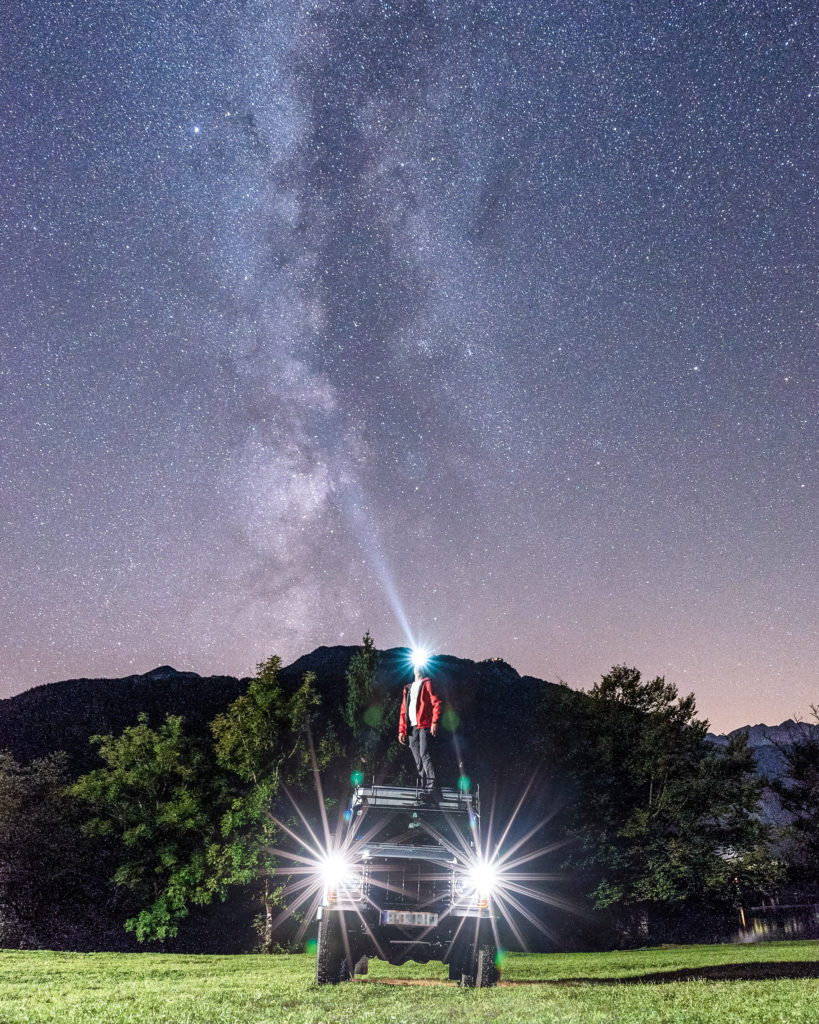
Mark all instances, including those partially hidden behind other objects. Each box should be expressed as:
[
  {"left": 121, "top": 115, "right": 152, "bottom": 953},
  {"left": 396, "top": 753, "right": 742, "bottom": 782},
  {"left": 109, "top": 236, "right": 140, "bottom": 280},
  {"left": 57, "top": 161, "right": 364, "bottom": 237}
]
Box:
[
  {"left": 342, "top": 631, "right": 379, "bottom": 741},
  {"left": 772, "top": 707, "right": 819, "bottom": 896}
]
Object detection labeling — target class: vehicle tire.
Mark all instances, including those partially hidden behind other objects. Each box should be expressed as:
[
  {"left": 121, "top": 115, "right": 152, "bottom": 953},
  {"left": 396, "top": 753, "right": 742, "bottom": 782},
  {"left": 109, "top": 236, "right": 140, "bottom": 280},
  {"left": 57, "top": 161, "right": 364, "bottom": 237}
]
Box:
[
  {"left": 316, "top": 916, "right": 344, "bottom": 985},
  {"left": 337, "top": 949, "right": 356, "bottom": 983},
  {"left": 460, "top": 943, "right": 498, "bottom": 988},
  {"left": 475, "top": 944, "right": 498, "bottom": 988},
  {"left": 459, "top": 954, "right": 476, "bottom": 988}
]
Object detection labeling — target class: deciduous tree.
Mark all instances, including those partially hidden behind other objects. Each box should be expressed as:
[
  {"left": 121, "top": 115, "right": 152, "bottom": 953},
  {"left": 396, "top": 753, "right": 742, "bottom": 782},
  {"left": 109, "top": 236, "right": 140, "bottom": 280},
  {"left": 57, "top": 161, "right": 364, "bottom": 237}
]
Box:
[
  {"left": 211, "top": 656, "right": 319, "bottom": 949},
  {"left": 73, "top": 656, "right": 319, "bottom": 944},
  {"left": 538, "top": 666, "right": 768, "bottom": 937},
  {"left": 72, "top": 714, "right": 224, "bottom": 941}
]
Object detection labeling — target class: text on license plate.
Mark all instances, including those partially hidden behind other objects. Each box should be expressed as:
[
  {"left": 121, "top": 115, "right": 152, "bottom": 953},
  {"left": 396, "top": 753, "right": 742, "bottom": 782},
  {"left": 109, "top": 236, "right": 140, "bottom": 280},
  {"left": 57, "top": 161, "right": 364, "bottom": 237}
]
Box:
[{"left": 382, "top": 910, "right": 439, "bottom": 926}]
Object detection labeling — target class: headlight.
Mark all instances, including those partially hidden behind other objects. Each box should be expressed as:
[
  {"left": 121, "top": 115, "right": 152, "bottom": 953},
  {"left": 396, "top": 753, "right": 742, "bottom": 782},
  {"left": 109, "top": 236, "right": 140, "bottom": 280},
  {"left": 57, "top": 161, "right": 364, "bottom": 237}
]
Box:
[
  {"left": 320, "top": 854, "right": 363, "bottom": 902},
  {"left": 469, "top": 859, "right": 497, "bottom": 895},
  {"left": 455, "top": 875, "right": 476, "bottom": 897},
  {"left": 454, "top": 859, "right": 497, "bottom": 908},
  {"left": 321, "top": 854, "right": 353, "bottom": 888}
]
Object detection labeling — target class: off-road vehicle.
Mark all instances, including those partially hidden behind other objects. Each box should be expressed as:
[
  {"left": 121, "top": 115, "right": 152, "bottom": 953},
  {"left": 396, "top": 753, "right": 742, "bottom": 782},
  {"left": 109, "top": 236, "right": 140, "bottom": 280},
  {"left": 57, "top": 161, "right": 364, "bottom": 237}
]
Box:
[{"left": 315, "top": 783, "right": 499, "bottom": 987}]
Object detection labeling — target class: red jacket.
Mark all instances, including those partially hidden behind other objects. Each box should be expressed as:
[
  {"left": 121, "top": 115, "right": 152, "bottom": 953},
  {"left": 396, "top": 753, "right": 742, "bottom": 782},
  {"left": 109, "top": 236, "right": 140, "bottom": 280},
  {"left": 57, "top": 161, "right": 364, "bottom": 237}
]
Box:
[{"left": 399, "top": 677, "right": 441, "bottom": 736}]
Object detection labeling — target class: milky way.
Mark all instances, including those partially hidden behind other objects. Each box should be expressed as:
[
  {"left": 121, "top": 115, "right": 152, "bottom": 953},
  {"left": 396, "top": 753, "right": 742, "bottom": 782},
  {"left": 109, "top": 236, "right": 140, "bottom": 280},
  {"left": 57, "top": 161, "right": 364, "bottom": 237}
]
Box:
[{"left": 2, "top": 0, "right": 816, "bottom": 730}]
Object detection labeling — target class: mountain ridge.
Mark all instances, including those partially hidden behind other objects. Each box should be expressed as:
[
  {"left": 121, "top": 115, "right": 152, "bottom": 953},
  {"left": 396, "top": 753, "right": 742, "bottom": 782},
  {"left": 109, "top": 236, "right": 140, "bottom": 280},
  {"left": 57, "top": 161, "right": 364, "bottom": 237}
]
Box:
[
  {"left": 1, "top": 650, "right": 814, "bottom": 782},
  {"left": 0, "top": 647, "right": 550, "bottom": 777}
]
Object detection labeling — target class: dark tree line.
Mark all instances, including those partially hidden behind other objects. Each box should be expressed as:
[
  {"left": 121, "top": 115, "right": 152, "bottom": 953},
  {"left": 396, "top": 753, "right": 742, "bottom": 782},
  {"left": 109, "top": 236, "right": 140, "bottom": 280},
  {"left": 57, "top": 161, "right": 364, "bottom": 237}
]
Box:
[
  {"left": 0, "top": 751, "right": 131, "bottom": 949},
  {"left": 772, "top": 707, "right": 819, "bottom": 899},
  {"left": 1, "top": 643, "right": 816, "bottom": 951},
  {"left": 536, "top": 666, "right": 780, "bottom": 943}
]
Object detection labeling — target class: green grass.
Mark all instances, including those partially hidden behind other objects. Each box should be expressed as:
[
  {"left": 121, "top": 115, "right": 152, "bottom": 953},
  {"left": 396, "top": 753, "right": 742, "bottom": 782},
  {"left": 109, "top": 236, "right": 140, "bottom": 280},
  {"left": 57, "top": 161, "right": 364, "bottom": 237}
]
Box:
[{"left": 1, "top": 941, "right": 818, "bottom": 1024}]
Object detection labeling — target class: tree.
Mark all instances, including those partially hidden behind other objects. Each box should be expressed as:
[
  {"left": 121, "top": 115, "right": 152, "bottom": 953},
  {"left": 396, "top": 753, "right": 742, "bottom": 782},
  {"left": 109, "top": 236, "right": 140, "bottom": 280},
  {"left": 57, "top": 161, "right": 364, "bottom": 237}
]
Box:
[
  {"left": 342, "top": 631, "right": 378, "bottom": 741},
  {"left": 73, "top": 656, "right": 319, "bottom": 944},
  {"left": 538, "top": 666, "right": 767, "bottom": 939},
  {"left": 341, "top": 632, "right": 399, "bottom": 782},
  {"left": 211, "top": 656, "right": 319, "bottom": 950},
  {"left": 72, "top": 714, "right": 226, "bottom": 942},
  {"left": 772, "top": 708, "right": 819, "bottom": 895},
  {"left": 0, "top": 752, "right": 117, "bottom": 948}
]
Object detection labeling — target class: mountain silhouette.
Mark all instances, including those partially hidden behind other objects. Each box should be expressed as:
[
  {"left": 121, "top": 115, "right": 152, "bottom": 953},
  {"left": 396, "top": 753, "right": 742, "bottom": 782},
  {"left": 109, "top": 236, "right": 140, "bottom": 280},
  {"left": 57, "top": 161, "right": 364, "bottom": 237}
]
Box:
[
  {"left": 2, "top": 649, "right": 814, "bottom": 785},
  {"left": 0, "top": 647, "right": 559, "bottom": 784}
]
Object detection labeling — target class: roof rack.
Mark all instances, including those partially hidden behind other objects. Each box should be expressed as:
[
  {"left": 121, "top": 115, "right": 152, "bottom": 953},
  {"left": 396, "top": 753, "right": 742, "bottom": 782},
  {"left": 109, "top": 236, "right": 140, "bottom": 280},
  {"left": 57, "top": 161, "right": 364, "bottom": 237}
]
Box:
[{"left": 351, "top": 783, "right": 478, "bottom": 815}]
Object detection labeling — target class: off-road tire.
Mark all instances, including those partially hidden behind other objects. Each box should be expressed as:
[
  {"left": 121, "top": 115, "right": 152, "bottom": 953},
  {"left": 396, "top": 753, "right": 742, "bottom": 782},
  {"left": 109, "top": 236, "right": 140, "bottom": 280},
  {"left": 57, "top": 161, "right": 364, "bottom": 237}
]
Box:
[
  {"left": 460, "top": 943, "right": 498, "bottom": 988},
  {"left": 316, "top": 915, "right": 345, "bottom": 984},
  {"left": 337, "top": 951, "right": 355, "bottom": 982},
  {"left": 476, "top": 943, "right": 499, "bottom": 988}
]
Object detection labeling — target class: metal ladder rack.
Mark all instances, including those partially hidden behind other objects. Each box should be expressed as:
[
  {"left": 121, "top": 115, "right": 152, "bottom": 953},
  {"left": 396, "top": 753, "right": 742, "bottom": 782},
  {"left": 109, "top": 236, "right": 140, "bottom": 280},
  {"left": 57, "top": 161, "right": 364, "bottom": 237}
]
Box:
[{"left": 351, "top": 783, "right": 478, "bottom": 815}]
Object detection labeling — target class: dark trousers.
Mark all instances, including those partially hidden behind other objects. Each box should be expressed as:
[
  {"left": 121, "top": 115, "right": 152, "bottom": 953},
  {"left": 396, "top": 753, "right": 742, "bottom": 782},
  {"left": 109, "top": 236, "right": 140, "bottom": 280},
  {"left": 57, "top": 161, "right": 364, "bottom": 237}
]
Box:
[{"left": 408, "top": 726, "right": 435, "bottom": 792}]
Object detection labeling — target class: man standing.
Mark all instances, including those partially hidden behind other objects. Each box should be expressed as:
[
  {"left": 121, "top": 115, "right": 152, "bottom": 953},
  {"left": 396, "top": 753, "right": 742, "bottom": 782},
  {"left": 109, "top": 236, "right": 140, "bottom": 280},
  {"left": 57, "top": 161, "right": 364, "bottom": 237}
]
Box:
[{"left": 398, "top": 663, "right": 442, "bottom": 800}]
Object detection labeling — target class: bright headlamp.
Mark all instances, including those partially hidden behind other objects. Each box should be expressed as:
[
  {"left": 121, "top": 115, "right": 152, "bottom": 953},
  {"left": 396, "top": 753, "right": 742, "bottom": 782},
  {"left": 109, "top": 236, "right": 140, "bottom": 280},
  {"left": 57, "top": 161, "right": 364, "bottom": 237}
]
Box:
[
  {"left": 469, "top": 859, "right": 497, "bottom": 895},
  {"left": 411, "top": 647, "right": 430, "bottom": 670},
  {"left": 455, "top": 858, "right": 497, "bottom": 907},
  {"left": 320, "top": 854, "right": 363, "bottom": 902},
  {"left": 320, "top": 853, "right": 353, "bottom": 888}
]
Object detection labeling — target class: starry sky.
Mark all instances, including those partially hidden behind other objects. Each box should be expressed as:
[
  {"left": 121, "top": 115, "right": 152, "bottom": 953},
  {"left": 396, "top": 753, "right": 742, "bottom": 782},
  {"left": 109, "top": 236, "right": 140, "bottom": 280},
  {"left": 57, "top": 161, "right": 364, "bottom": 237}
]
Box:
[{"left": 2, "top": 0, "right": 816, "bottom": 731}]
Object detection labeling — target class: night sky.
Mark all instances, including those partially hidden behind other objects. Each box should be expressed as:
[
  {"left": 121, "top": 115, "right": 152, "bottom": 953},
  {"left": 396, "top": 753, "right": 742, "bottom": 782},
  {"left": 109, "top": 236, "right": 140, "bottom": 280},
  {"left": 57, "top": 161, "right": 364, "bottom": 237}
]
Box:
[{"left": 2, "top": 1, "right": 816, "bottom": 731}]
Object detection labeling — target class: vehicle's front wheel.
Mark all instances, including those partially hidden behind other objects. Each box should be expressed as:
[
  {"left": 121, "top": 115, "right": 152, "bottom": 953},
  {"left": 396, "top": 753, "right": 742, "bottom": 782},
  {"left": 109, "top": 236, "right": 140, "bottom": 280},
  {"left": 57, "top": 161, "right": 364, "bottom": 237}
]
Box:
[
  {"left": 316, "top": 916, "right": 351, "bottom": 985},
  {"left": 460, "top": 943, "right": 498, "bottom": 988},
  {"left": 476, "top": 943, "right": 499, "bottom": 988}
]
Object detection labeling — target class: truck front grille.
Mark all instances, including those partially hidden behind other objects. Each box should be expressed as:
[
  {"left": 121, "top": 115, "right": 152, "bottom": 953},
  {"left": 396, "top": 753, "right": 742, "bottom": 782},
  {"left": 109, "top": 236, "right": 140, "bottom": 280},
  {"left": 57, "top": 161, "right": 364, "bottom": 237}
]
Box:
[{"left": 368, "top": 860, "right": 452, "bottom": 910}]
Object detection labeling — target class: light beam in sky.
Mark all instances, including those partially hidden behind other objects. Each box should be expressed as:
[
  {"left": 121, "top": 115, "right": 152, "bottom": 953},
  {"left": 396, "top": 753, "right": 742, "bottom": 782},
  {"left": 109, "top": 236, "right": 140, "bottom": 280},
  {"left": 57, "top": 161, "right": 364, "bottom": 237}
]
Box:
[{"left": 1, "top": 0, "right": 816, "bottom": 730}]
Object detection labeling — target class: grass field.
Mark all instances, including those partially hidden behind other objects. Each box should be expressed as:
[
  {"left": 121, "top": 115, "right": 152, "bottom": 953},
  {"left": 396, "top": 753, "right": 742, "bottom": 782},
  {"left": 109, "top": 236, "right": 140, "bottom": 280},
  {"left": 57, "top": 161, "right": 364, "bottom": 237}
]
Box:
[{"left": 1, "top": 940, "right": 818, "bottom": 1024}]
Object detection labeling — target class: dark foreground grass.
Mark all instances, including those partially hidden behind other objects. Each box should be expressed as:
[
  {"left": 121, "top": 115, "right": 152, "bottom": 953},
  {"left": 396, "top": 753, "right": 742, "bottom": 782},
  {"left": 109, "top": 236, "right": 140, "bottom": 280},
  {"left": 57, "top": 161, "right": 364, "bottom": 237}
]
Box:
[{"left": 1, "top": 940, "right": 818, "bottom": 1024}]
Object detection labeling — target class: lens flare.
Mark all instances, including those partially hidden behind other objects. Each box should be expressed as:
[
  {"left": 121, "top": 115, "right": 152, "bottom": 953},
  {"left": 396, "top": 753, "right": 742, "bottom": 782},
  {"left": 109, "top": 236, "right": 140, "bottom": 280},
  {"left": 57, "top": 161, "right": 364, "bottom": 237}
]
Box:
[
  {"left": 411, "top": 647, "right": 430, "bottom": 669},
  {"left": 414, "top": 774, "right": 584, "bottom": 952},
  {"left": 321, "top": 852, "right": 352, "bottom": 888},
  {"left": 469, "top": 858, "right": 497, "bottom": 895}
]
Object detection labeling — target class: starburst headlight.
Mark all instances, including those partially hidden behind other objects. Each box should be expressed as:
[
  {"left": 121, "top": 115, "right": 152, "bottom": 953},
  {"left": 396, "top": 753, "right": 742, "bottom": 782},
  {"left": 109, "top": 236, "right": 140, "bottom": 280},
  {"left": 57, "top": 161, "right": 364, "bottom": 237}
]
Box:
[
  {"left": 320, "top": 854, "right": 363, "bottom": 903},
  {"left": 455, "top": 859, "right": 497, "bottom": 908},
  {"left": 470, "top": 860, "right": 497, "bottom": 894}
]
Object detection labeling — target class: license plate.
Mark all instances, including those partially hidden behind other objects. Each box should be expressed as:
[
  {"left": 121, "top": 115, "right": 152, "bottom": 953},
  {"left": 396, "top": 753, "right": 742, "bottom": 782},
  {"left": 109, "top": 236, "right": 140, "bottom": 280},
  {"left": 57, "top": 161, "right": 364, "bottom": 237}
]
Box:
[{"left": 382, "top": 910, "right": 439, "bottom": 926}]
